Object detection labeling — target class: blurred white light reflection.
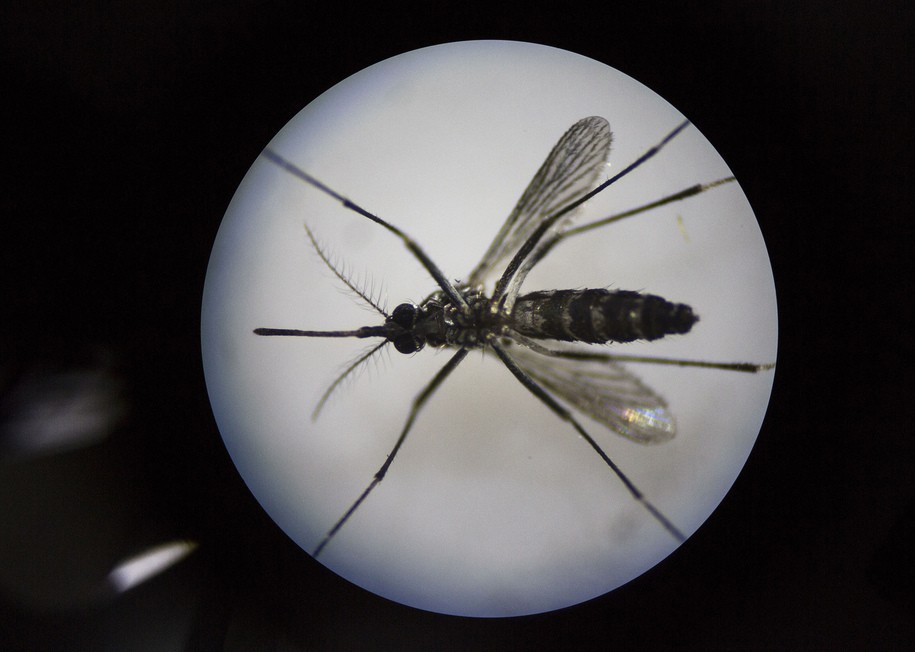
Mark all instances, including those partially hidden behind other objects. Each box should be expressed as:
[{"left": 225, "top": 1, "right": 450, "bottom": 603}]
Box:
[
  {"left": 0, "top": 364, "right": 126, "bottom": 458},
  {"left": 107, "top": 540, "right": 198, "bottom": 593}
]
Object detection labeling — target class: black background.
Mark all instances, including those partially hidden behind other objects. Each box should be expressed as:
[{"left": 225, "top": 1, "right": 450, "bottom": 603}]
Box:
[{"left": 2, "top": 1, "right": 912, "bottom": 649}]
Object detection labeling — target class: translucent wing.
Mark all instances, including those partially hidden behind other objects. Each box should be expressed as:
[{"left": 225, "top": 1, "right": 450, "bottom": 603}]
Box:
[
  {"left": 506, "top": 343, "right": 676, "bottom": 444},
  {"left": 466, "top": 117, "right": 612, "bottom": 288}
]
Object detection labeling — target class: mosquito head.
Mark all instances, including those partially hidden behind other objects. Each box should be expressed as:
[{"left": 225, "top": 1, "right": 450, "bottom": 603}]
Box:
[
  {"left": 254, "top": 301, "right": 429, "bottom": 350},
  {"left": 386, "top": 303, "right": 426, "bottom": 354}
]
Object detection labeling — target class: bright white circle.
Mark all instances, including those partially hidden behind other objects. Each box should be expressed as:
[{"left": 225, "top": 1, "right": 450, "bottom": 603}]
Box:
[{"left": 202, "top": 41, "right": 777, "bottom": 617}]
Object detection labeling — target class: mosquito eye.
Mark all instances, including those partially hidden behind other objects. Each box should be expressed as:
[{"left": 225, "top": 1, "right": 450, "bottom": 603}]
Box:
[
  {"left": 391, "top": 303, "right": 417, "bottom": 328},
  {"left": 393, "top": 333, "right": 424, "bottom": 354}
]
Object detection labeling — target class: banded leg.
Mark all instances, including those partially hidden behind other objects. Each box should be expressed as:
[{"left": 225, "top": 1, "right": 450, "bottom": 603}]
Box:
[
  {"left": 313, "top": 347, "right": 470, "bottom": 557},
  {"left": 490, "top": 339, "right": 686, "bottom": 543}
]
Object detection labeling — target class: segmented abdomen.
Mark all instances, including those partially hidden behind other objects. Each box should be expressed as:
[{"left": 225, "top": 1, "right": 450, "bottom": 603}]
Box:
[{"left": 511, "top": 289, "right": 697, "bottom": 344}]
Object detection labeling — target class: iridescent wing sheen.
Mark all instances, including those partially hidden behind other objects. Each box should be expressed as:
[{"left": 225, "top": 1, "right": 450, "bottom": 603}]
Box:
[
  {"left": 465, "top": 117, "right": 612, "bottom": 289},
  {"left": 506, "top": 343, "right": 676, "bottom": 444}
]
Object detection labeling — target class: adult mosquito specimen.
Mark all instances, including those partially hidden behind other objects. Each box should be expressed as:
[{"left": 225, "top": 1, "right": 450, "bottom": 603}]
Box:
[{"left": 255, "top": 117, "right": 774, "bottom": 557}]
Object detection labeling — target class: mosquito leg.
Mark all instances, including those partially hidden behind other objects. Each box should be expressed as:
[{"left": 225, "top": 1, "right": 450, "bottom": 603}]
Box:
[
  {"left": 261, "top": 149, "right": 468, "bottom": 311},
  {"left": 490, "top": 339, "right": 686, "bottom": 543},
  {"left": 494, "top": 120, "right": 691, "bottom": 303},
  {"left": 564, "top": 350, "right": 775, "bottom": 373},
  {"left": 313, "top": 347, "right": 470, "bottom": 557},
  {"left": 509, "top": 336, "right": 774, "bottom": 373},
  {"left": 522, "top": 176, "right": 737, "bottom": 273},
  {"left": 563, "top": 177, "right": 735, "bottom": 241}
]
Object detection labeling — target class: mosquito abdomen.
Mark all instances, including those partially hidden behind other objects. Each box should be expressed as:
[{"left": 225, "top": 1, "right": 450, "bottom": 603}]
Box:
[{"left": 511, "top": 289, "right": 697, "bottom": 344}]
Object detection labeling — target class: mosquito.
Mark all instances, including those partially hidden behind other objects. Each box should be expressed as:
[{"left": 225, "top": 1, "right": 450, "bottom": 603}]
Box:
[{"left": 255, "top": 116, "right": 774, "bottom": 557}]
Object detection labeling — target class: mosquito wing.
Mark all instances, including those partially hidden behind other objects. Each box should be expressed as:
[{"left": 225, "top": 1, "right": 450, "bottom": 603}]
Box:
[
  {"left": 507, "top": 343, "right": 676, "bottom": 444},
  {"left": 465, "top": 117, "right": 612, "bottom": 288}
]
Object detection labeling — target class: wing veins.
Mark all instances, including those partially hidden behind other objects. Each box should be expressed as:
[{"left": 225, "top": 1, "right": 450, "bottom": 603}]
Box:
[
  {"left": 503, "top": 341, "right": 676, "bottom": 444},
  {"left": 466, "top": 117, "right": 612, "bottom": 288}
]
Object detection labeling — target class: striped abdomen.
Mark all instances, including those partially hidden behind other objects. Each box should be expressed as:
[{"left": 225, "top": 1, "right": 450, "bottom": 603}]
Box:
[{"left": 511, "top": 289, "right": 697, "bottom": 344}]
